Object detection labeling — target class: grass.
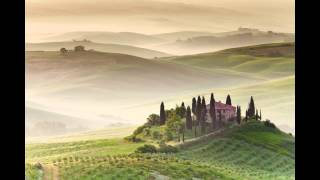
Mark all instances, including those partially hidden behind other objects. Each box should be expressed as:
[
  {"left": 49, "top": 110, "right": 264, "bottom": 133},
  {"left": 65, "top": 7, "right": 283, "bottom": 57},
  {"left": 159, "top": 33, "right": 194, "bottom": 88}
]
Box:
[
  {"left": 165, "top": 42, "right": 295, "bottom": 79},
  {"left": 26, "top": 121, "right": 295, "bottom": 180}
]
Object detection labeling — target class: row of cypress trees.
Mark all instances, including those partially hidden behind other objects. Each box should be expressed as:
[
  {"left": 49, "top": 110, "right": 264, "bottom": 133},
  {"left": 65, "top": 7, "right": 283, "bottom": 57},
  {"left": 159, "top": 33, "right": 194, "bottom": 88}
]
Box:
[{"left": 159, "top": 94, "right": 261, "bottom": 136}]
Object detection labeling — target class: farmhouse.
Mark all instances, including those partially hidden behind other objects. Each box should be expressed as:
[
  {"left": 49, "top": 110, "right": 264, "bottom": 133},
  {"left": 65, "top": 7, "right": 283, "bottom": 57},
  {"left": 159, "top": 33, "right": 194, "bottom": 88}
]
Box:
[{"left": 206, "top": 101, "right": 236, "bottom": 122}]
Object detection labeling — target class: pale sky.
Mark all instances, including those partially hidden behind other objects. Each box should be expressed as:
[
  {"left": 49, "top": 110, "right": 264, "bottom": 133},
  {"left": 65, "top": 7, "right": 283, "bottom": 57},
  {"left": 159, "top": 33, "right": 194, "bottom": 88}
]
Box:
[{"left": 26, "top": 0, "right": 294, "bottom": 41}]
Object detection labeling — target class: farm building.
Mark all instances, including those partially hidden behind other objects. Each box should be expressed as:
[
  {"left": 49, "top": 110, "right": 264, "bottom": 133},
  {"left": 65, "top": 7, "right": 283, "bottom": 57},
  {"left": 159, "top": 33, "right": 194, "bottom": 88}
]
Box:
[{"left": 206, "top": 101, "right": 236, "bottom": 122}]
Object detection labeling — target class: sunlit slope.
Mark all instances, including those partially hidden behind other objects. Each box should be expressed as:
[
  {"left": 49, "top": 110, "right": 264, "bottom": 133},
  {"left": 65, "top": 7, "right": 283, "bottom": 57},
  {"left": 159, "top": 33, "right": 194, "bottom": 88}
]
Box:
[
  {"left": 26, "top": 41, "right": 171, "bottom": 59},
  {"left": 166, "top": 42, "right": 294, "bottom": 78},
  {"left": 26, "top": 121, "right": 294, "bottom": 180},
  {"left": 26, "top": 51, "right": 261, "bottom": 102},
  {"left": 178, "top": 121, "right": 295, "bottom": 180}
]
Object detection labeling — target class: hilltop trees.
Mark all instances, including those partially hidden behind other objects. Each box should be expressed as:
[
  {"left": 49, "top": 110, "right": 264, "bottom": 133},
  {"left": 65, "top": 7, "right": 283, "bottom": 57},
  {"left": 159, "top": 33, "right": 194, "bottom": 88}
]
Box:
[
  {"left": 186, "top": 106, "right": 192, "bottom": 130},
  {"left": 209, "top": 93, "right": 216, "bottom": 130},
  {"left": 226, "top": 94, "right": 232, "bottom": 105},
  {"left": 74, "top": 45, "right": 85, "bottom": 52},
  {"left": 160, "top": 102, "right": 166, "bottom": 125},
  {"left": 60, "top": 48, "right": 67, "bottom": 55},
  {"left": 147, "top": 114, "right": 160, "bottom": 126}
]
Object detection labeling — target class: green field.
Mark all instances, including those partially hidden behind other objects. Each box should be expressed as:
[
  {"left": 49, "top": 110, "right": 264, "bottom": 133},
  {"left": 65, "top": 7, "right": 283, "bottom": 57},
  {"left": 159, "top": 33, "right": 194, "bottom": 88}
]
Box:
[
  {"left": 165, "top": 42, "right": 294, "bottom": 79},
  {"left": 26, "top": 121, "right": 295, "bottom": 180}
]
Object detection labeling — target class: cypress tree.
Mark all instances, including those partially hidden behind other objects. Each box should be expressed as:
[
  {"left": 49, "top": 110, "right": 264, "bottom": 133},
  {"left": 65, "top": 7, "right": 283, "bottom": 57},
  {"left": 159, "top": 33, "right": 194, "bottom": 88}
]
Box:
[
  {"left": 260, "top": 109, "right": 262, "bottom": 120},
  {"left": 200, "top": 96, "right": 207, "bottom": 134},
  {"left": 226, "top": 94, "right": 232, "bottom": 105},
  {"left": 200, "top": 109, "right": 206, "bottom": 134},
  {"left": 186, "top": 106, "right": 192, "bottom": 130},
  {"left": 209, "top": 93, "right": 216, "bottom": 130},
  {"left": 247, "top": 96, "right": 255, "bottom": 118},
  {"left": 196, "top": 96, "right": 202, "bottom": 124},
  {"left": 192, "top": 97, "right": 196, "bottom": 115},
  {"left": 160, "top": 102, "right": 166, "bottom": 125},
  {"left": 195, "top": 96, "right": 202, "bottom": 137},
  {"left": 236, "top": 106, "right": 241, "bottom": 124},
  {"left": 255, "top": 109, "right": 259, "bottom": 121},
  {"left": 180, "top": 102, "right": 186, "bottom": 118},
  {"left": 245, "top": 110, "right": 248, "bottom": 121}
]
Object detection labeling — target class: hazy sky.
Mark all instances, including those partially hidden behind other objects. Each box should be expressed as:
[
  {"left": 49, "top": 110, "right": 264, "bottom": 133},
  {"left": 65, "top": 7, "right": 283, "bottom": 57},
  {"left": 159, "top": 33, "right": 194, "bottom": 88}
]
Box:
[{"left": 26, "top": 0, "right": 294, "bottom": 41}]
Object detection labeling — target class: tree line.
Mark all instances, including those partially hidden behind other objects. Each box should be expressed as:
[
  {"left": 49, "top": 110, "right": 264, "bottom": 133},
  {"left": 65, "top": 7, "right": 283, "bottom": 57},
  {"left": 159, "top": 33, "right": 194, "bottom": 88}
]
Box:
[{"left": 130, "top": 93, "right": 262, "bottom": 143}]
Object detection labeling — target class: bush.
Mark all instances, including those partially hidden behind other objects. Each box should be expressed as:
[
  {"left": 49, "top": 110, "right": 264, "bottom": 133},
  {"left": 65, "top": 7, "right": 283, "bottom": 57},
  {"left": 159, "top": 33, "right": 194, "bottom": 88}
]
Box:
[
  {"left": 132, "top": 124, "right": 150, "bottom": 136},
  {"left": 152, "top": 130, "right": 161, "bottom": 139},
  {"left": 158, "top": 144, "right": 178, "bottom": 153},
  {"left": 264, "top": 120, "right": 276, "bottom": 128},
  {"left": 135, "top": 144, "right": 157, "bottom": 153},
  {"left": 34, "top": 162, "right": 42, "bottom": 169},
  {"left": 124, "top": 135, "right": 143, "bottom": 142}
]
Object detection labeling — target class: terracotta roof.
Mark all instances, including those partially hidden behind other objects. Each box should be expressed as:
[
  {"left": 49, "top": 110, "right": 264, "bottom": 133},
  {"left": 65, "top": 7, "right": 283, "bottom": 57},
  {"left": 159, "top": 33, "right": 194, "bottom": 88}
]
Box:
[{"left": 206, "top": 101, "right": 236, "bottom": 111}]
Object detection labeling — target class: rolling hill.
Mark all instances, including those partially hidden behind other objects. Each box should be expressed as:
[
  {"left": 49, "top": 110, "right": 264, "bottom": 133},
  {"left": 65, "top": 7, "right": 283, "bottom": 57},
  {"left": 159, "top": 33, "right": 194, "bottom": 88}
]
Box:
[
  {"left": 26, "top": 121, "right": 295, "bottom": 180},
  {"left": 43, "top": 31, "right": 166, "bottom": 46},
  {"left": 165, "top": 42, "right": 295, "bottom": 78},
  {"left": 26, "top": 41, "right": 171, "bottom": 59},
  {"left": 154, "top": 30, "right": 294, "bottom": 55},
  {"left": 26, "top": 50, "right": 261, "bottom": 136}
]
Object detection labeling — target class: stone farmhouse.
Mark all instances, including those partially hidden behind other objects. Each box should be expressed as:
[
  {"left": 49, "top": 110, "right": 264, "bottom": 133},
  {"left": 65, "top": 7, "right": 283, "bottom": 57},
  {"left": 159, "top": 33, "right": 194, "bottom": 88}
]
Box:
[{"left": 206, "top": 101, "right": 236, "bottom": 122}]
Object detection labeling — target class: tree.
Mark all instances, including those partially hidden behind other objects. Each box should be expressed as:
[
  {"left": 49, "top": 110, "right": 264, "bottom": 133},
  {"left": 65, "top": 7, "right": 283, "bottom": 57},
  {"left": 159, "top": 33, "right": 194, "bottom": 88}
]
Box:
[
  {"left": 160, "top": 102, "right": 166, "bottom": 125},
  {"left": 74, "top": 45, "right": 85, "bottom": 52},
  {"left": 192, "top": 97, "right": 196, "bottom": 115},
  {"left": 226, "top": 94, "right": 232, "bottom": 105},
  {"left": 165, "top": 114, "right": 183, "bottom": 142},
  {"left": 255, "top": 109, "right": 259, "bottom": 121},
  {"left": 180, "top": 102, "right": 186, "bottom": 118},
  {"left": 247, "top": 96, "right": 255, "bottom": 118},
  {"left": 260, "top": 109, "right": 262, "bottom": 120},
  {"left": 60, "top": 48, "right": 67, "bottom": 55},
  {"left": 196, "top": 96, "right": 202, "bottom": 124},
  {"left": 194, "top": 96, "right": 202, "bottom": 137},
  {"left": 147, "top": 114, "right": 160, "bottom": 126},
  {"left": 200, "top": 96, "right": 207, "bottom": 134},
  {"left": 245, "top": 110, "right": 248, "bottom": 121},
  {"left": 236, "top": 106, "right": 241, "bottom": 124},
  {"left": 186, "top": 106, "right": 192, "bottom": 130},
  {"left": 209, "top": 93, "right": 216, "bottom": 130}
]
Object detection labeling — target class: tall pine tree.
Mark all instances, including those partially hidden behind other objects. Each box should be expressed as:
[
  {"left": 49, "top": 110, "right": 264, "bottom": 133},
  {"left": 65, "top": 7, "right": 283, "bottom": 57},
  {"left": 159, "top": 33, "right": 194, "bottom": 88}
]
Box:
[
  {"left": 209, "top": 93, "right": 216, "bottom": 130},
  {"left": 160, "top": 102, "right": 166, "bottom": 125},
  {"left": 200, "top": 96, "right": 207, "bottom": 134},
  {"left": 226, "top": 94, "right": 232, "bottom": 105},
  {"left": 186, "top": 106, "right": 192, "bottom": 129}
]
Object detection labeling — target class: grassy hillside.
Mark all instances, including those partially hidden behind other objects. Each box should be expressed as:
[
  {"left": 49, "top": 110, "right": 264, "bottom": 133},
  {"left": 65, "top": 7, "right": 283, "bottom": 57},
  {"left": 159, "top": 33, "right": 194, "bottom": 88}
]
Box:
[
  {"left": 166, "top": 42, "right": 294, "bottom": 78},
  {"left": 26, "top": 50, "right": 264, "bottom": 137},
  {"left": 26, "top": 41, "right": 171, "bottom": 59},
  {"left": 177, "top": 121, "right": 295, "bottom": 180},
  {"left": 26, "top": 121, "right": 294, "bottom": 180}
]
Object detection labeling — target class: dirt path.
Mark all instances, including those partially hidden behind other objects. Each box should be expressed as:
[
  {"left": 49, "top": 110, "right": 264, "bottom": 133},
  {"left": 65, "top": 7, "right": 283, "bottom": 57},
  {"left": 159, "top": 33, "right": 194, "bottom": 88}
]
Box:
[{"left": 42, "top": 165, "right": 59, "bottom": 180}]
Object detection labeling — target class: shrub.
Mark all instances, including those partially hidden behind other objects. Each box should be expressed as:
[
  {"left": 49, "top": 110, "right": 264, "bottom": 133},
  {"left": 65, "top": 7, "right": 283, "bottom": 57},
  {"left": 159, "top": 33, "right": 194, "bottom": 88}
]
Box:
[
  {"left": 132, "top": 124, "right": 150, "bottom": 136},
  {"left": 264, "top": 120, "right": 276, "bottom": 128},
  {"left": 135, "top": 144, "right": 157, "bottom": 153},
  {"left": 124, "top": 135, "right": 143, "bottom": 142},
  {"left": 34, "top": 162, "right": 42, "bottom": 169},
  {"left": 158, "top": 144, "right": 178, "bottom": 153},
  {"left": 151, "top": 130, "right": 161, "bottom": 139}
]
